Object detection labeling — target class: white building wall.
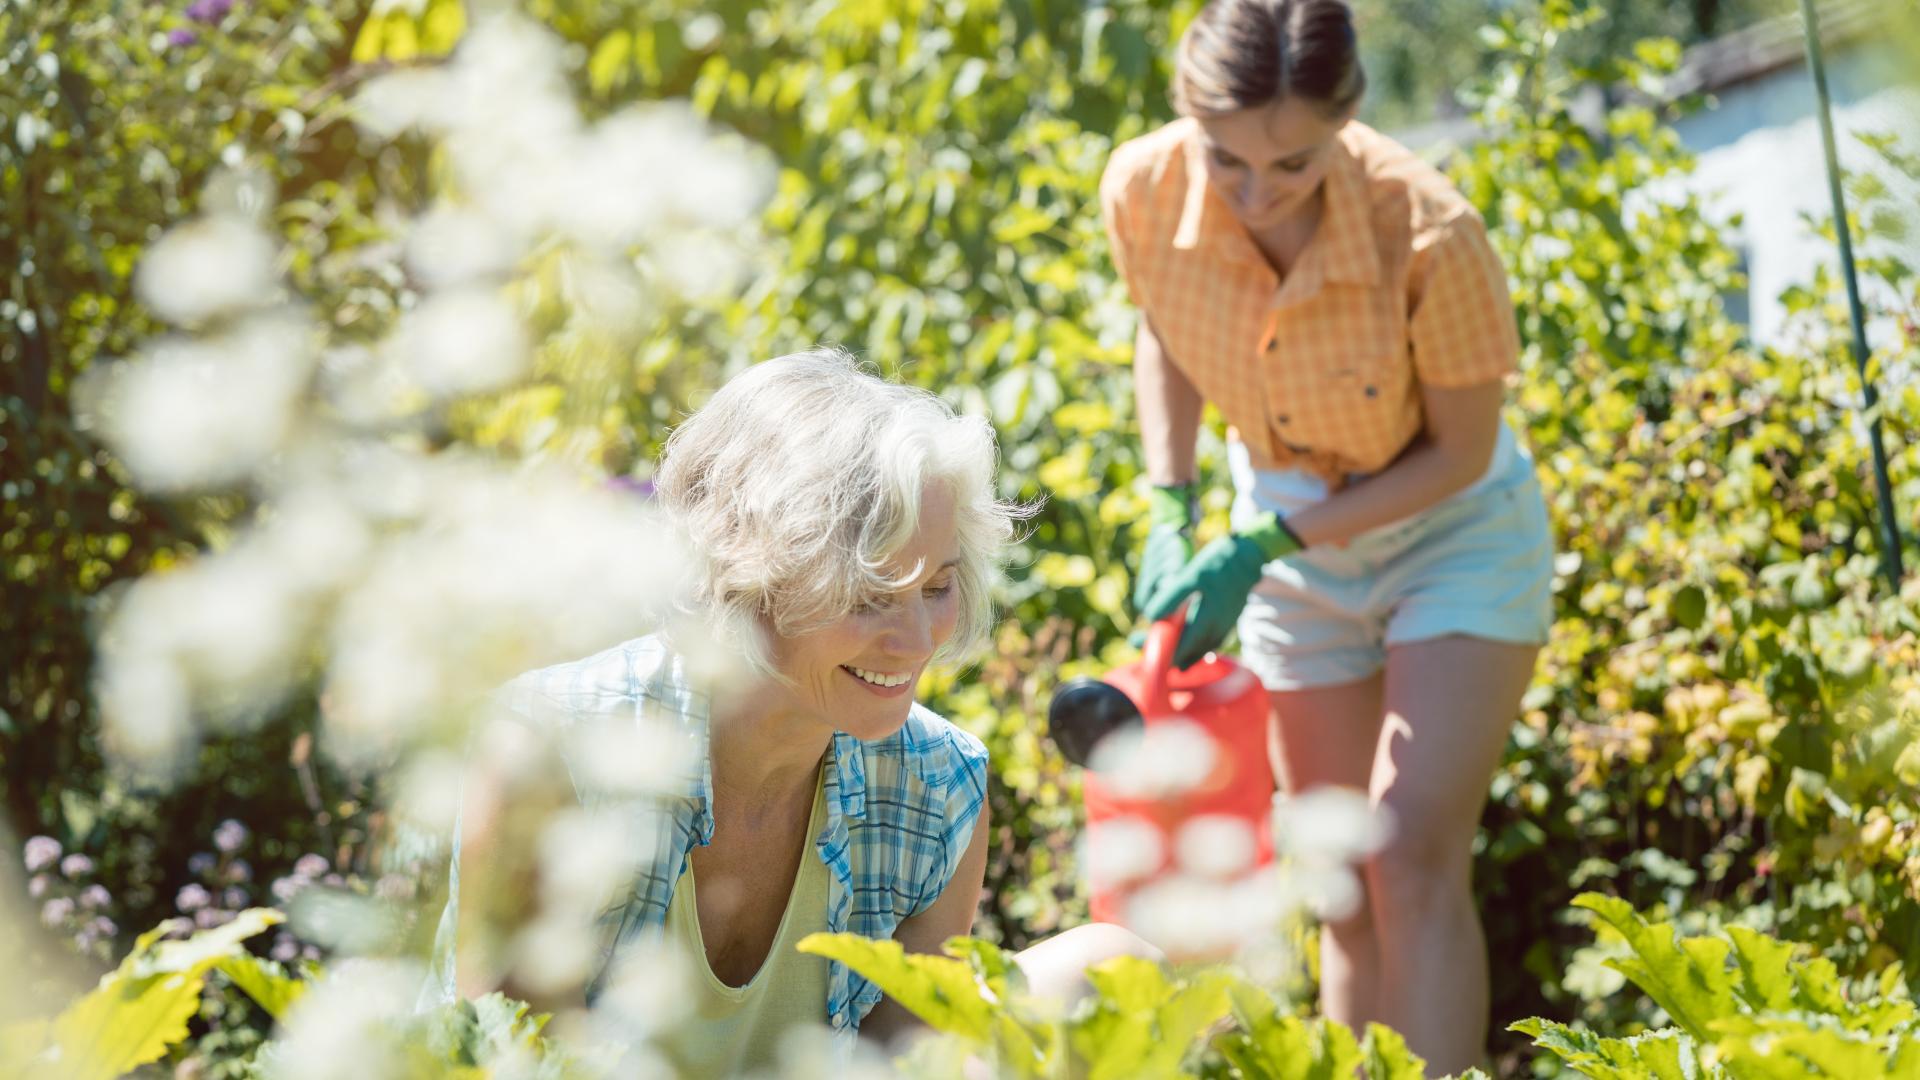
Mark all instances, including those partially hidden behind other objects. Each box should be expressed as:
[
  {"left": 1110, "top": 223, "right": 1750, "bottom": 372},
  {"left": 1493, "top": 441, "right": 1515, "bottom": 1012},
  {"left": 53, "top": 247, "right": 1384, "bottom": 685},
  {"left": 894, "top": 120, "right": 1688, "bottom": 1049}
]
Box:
[{"left": 1669, "top": 40, "right": 1920, "bottom": 347}]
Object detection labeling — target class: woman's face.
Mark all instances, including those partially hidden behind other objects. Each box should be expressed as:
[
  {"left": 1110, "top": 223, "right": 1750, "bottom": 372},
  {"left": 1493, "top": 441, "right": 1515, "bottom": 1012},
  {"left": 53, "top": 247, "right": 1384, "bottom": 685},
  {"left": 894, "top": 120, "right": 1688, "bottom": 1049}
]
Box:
[
  {"left": 766, "top": 481, "right": 963, "bottom": 742},
  {"left": 1195, "top": 96, "right": 1352, "bottom": 232}
]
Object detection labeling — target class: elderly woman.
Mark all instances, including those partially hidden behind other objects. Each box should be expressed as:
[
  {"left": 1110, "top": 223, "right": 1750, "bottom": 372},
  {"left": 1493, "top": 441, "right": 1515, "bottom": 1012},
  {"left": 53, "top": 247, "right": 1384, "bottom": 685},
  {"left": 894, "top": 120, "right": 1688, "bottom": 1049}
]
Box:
[{"left": 433, "top": 349, "right": 1147, "bottom": 1073}]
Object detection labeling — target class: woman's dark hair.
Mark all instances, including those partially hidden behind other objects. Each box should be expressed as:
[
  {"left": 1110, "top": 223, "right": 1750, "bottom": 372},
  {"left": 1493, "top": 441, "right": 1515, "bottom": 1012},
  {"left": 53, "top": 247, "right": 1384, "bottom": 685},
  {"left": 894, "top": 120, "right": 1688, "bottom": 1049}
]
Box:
[{"left": 1173, "top": 0, "right": 1366, "bottom": 119}]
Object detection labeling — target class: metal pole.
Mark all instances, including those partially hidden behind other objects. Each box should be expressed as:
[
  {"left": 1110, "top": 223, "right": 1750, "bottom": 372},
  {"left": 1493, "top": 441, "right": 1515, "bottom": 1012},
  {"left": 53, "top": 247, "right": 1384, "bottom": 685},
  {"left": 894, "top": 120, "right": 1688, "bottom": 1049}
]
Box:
[{"left": 1799, "top": 0, "right": 1906, "bottom": 590}]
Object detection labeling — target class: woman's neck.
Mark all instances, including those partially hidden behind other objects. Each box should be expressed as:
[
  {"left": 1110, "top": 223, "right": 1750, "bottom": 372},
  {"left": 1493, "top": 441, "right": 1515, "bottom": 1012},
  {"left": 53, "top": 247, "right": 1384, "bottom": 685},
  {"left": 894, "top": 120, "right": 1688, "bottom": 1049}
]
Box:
[
  {"left": 706, "top": 686, "right": 832, "bottom": 819},
  {"left": 1250, "top": 186, "right": 1326, "bottom": 278}
]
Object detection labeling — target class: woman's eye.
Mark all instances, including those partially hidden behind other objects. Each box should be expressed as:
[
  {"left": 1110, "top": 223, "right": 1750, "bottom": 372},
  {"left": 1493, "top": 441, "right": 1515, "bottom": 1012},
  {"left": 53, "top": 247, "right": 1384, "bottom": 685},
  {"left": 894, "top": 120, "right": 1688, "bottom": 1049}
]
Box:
[
  {"left": 924, "top": 579, "right": 955, "bottom": 599},
  {"left": 1275, "top": 159, "right": 1310, "bottom": 174},
  {"left": 1211, "top": 151, "right": 1242, "bottom": 169}
]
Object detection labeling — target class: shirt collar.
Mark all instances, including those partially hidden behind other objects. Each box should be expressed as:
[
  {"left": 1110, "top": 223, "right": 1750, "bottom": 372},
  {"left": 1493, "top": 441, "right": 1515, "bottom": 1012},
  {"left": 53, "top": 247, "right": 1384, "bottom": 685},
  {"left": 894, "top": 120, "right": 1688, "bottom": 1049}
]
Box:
[{"left": 1172, "top": 121, "right": 1379, "bottom": 288}]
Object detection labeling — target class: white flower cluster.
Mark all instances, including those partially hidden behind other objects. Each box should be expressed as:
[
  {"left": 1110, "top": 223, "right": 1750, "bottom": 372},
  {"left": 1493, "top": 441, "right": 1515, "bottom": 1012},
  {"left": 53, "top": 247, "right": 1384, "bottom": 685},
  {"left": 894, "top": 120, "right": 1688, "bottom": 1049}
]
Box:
[
  {"left": 1093, "top": 781, "right": 1394, "bottom": 968},
  {"left": 354, "top": 13, "right": 773, "bottom": 302},
  {"left": 87, "top": 14, "right": 768, "bottom": 784}
]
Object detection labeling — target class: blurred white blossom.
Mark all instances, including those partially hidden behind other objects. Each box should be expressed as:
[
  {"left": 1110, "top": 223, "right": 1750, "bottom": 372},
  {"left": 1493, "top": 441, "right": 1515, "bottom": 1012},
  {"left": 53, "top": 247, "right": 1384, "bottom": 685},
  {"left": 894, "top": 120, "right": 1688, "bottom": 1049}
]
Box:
[
  {"left": 1272, "top": 787, "right": 1394, "bottom": 865},
  {"left": 511, "top": 911, "right": 600, "bottom": 996},
  {"left": 1267, "top": 787, "right": 1394, "bottom": 923},
  {"left": 287, "top": 887, "right": 407, "bottom": 956},
  {"left": 587, "top": 936, "right": 696, "bottom": 1042},
  {"left": 134, "top": 213, "right": 277, "bottom": 324},
  {"left": 405, "top": 204, "right": 523, "bottom": 288},
  {"left": 321, "top": 462, "right": 688, "bottom": 768},
  {"left": 269, "top": 959, "right": 424, "bottom": 1080},
  {"left": 83, "top": 310, "right": 315, "bottom": 492},
  {"left": 353, "top": 14, "right": 773, "bottom": 256},
  {"left": 1276, "top": 859, "right": 1366, "bottom": 923},
  {"left": 385, "top": 287, "right": 529, "bottom": 400},
  {"left": 538, "top": 810, "right": 644, "bottom": 911},
  {"left": 1086, "top": 719, "right": 1217, "bottom": 800},
  {"left": 201, "top": 164, "right": 278, "bottom": 224},
  {"left": 1125, "top": 871, "right": 1288, "bottom": 962},
  {"left": 563, "top": 716, "right": 699, "bottom": 798},
  {"left": 1174, "top": 814, "right": 1257, "bottom": 879},
  {"left": 1082, "top": 814, "right": 1164, "bottom": 891},
  {"left": 391, "top": 750, "right": 469, "bottom": 834}
]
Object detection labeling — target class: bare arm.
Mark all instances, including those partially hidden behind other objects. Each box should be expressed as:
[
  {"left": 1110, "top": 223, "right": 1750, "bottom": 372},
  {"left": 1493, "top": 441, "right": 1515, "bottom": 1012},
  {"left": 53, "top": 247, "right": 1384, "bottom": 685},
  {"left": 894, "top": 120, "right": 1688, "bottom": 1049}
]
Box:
[
  {"left": 1283, "top": 378, "right": 1507, "bottom": 547},
  {"left": 859, "top": 800, "right": 992, "bottom": 1044},
  {"left": 1134, "top": 321, "right": 1204, "bottom": 488}
]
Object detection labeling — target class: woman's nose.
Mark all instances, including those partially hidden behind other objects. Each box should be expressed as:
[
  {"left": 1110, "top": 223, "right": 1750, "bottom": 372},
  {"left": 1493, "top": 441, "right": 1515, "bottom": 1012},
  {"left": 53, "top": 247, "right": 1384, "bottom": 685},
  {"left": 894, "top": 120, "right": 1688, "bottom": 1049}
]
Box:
[{"left": 879, "top": 596, "right": 935, "bottom": 658}]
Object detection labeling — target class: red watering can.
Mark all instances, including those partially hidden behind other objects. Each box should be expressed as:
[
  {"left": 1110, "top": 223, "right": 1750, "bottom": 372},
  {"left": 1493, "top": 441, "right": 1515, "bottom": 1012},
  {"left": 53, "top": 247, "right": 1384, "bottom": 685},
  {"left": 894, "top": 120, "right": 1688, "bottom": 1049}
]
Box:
[{"left": 1047, "top": 611, "right": 1276, "bottom": 926}]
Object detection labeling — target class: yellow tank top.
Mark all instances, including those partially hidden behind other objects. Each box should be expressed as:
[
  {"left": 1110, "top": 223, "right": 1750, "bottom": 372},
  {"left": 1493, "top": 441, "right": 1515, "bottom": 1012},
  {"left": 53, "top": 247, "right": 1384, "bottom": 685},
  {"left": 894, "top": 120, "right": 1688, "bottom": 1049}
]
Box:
[{"left": 658, "top": 769, "right": 833, "bottom": 1076}]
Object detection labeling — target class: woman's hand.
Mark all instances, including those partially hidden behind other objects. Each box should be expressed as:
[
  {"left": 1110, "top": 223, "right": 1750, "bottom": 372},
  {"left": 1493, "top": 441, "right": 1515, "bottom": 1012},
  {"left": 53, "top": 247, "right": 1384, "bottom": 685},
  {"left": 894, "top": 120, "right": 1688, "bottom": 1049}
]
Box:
[
  {"left": 1285, "top": 378, "right": 1507, "bottom": 547},
  {"left": 1133, "top": 484, "right": 1196, "bottom": 617},
  {"left": 1142, "top": 512, "right": 1303, "bottom": 668}
]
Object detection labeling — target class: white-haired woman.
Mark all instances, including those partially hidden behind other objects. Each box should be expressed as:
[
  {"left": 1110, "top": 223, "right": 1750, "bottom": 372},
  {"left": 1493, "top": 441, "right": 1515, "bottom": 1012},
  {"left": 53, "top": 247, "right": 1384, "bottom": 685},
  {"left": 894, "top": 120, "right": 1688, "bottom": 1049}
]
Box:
[{"left": 433, "top": 349, "right": 1152, "bottom": 1073}]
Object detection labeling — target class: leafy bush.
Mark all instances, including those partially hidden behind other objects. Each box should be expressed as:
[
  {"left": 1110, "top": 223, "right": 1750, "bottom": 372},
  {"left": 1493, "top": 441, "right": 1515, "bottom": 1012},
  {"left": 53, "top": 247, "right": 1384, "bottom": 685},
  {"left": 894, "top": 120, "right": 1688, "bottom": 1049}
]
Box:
[
  {"left": 1515, "top": 894, "right": 1919, "bottom": 1078},
  {"left": 801, "top": 930, "right": 1490, "bottom": 1078},
  {"left": 8, "top": 0, "right": 1920, "bottom": 1075}
]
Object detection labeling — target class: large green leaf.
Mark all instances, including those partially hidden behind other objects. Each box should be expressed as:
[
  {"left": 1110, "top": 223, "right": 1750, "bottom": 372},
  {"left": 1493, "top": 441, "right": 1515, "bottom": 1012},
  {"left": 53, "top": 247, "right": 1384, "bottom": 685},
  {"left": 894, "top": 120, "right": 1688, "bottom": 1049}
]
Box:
[
  {"left": 795, "top": 933, "right": 998, "bottom": 1042},
  {"left": 1712, "top": 1016, "right": 1906, "bottom": 1080},
  {"left": 1071, "top": 958, "right": 1231, "bottom": 1080},
  {"left": 40, "top": 969, "right": 209, "bottom": 1080},
  {"left": 1573, "top": 894, "right": 1739, "bottom": 1043},
  {"left": 11, "top": 906, "right": 288, "bottom": 1080},
  {"left": 1722, "top": 927, "right": 1796, "bottom": 1013},
  {"left": 213, "top": 955, "right": 308, "bottom": 1021},
  {"left": 1218, "top": 983, "right": 1365, "bottom": 1080},
  {"left": 1361, "top": 1023, "right": 1428, "bottom": 1080},
  {"left": 1508, "top": 1017, "right": 1710, "bottom": 1080}
]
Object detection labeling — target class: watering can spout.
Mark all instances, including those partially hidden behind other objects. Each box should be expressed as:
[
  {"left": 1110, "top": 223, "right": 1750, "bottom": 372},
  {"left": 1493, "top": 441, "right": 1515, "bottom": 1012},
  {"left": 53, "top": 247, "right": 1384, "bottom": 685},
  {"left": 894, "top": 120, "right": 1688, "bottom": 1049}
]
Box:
[{"left": 1045, "top": 611, "right": 1185, "bottom": 767}]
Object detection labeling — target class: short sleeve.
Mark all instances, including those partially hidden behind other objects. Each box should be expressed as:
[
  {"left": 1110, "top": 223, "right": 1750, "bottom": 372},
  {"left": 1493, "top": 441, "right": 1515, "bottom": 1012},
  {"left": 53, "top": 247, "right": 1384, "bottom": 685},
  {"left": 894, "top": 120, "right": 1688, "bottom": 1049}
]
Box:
[
  {"left": 1407, "top": 213, "right": 1521, "bottom": 388},
  {"left": 1099, "top": 154, "right": 1145, "bottom": 309}
]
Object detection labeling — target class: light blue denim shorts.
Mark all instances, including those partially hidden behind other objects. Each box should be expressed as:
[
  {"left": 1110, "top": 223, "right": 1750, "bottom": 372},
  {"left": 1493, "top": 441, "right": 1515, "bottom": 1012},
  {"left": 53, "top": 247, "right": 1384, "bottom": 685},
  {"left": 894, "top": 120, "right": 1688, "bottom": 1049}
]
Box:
[{"left": 1228, "top": 422, "right": 1555, "bottom": 691}]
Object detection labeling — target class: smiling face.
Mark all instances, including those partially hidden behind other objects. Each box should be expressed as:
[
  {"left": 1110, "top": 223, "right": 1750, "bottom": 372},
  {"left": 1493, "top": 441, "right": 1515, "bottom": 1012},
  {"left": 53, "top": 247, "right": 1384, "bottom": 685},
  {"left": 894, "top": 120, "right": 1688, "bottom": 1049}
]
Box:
[
  {"left": 762, "top": 481, "right": 963, "bottom": 742},
  {"left": 1195, "top": 97, "right": 1353, "bottom": 232}
]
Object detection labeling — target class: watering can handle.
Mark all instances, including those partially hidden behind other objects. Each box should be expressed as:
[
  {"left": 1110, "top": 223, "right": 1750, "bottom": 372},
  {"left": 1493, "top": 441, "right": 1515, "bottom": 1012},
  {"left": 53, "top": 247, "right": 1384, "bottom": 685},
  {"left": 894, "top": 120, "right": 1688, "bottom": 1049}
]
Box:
[{"left": 1138, "top": 602, "right": 1187, "bottom": 716}]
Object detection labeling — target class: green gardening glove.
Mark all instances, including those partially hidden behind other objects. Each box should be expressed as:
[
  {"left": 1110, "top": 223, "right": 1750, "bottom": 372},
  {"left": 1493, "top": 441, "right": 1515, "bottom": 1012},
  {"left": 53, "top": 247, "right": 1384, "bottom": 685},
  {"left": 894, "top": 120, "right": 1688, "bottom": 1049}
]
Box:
[
  {"left": 1132, "top": 484, "right": 1195, "bottom": 617},
  {"left": 1142, "top": 511, "right": 1304, "bottom": 669}
]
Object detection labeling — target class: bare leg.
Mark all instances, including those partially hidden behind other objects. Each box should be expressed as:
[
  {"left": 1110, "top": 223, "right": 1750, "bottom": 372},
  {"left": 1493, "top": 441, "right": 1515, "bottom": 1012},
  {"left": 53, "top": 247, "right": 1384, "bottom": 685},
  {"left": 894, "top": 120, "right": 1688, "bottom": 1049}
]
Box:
[
  {"left": 1368, "top": 635, "right": 1538, "bottom": 1075},
  {"left": 1266, "top": 675, "right": 1387, "bottom": 1029}
]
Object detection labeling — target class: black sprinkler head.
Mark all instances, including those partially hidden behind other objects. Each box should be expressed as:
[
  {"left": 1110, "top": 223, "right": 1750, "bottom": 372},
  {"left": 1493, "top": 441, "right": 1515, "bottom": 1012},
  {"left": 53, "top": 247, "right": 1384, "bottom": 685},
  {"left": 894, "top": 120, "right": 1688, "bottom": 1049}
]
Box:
[{"left": 1047, "top": 677, "right": 1144, "bottom": 768}]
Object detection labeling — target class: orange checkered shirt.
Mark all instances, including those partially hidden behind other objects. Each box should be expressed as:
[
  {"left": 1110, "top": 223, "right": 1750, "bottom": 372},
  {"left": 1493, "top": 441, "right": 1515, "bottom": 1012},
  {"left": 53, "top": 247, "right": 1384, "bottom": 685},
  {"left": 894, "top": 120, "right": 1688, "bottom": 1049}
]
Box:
[{"left": 1099, "top": 118, "right": 1520, "bottom": 482}]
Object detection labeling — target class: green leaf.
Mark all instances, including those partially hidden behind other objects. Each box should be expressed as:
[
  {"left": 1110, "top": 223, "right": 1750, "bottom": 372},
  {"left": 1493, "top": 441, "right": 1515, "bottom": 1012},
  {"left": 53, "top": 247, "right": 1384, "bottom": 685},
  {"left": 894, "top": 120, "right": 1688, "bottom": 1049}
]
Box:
[
  {"left": 1223, "top": 982, "right": 1365, "bottom": 1079},
  {"left": 1362, "top": 1023, "right": 1428, "bottom": 1080},
  {"left": 993, "top": 204, "right": 1058, "bottom": 244},
  {"left": 795, "top": 933, "right": 996, "bottom": 1042},
  {"left": 1723, "top": 926, "right": 1796, "bottom": 1013},
  {"left": 134, "top": 907, "right": 283, "bottom": 977},
  {"left": 1572, "top": 894, "right": 1738, "bottom": 1042},
  {"left": 1671, "top": 583, "right": 1708, "bottom": 630},
  {"left": 1711, "top": 1015, "right": 1893, "bottom": 1079},
  {"left": 588, "top": 31, "right": 633, "bottom": 97},
  {"left": 1508, "top": 1018, "right": 1702, "bottom": 1080},
  {"left": 42, "top": 969, "right": 209, "bottom": 1080},
  {"left": 214, "top": 955, "right": 307, "bottom": 1021},
  {"left": 1073, "top": 961, "right": 1232, "bottom": 1080}
]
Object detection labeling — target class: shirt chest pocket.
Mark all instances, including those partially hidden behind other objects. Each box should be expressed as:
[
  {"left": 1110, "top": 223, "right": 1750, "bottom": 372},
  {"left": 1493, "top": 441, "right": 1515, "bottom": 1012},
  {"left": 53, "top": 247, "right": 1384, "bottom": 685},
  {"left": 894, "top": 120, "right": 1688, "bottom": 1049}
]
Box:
[{"left": 1267, "top": 309, "right": 1411, "bottom": 468}]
